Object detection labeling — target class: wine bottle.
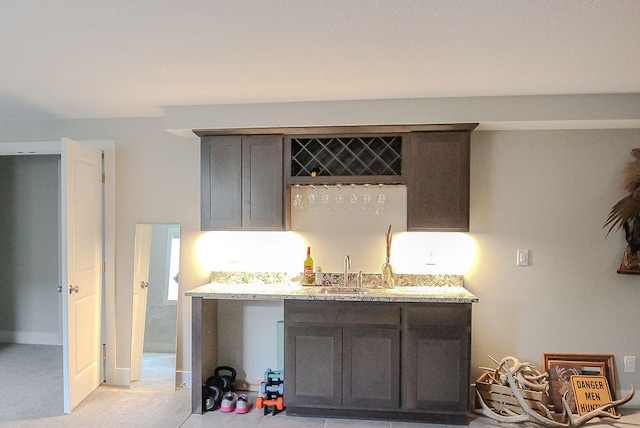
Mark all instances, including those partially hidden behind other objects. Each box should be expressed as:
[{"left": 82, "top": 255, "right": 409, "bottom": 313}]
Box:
[{"left": 303, "top": 247, "right": 314, "bottom": 285}]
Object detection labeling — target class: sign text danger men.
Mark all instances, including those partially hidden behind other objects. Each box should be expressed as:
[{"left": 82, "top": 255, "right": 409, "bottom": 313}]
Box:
[{"left": 570, "top": 375, "right": 616, "bottom": 416}]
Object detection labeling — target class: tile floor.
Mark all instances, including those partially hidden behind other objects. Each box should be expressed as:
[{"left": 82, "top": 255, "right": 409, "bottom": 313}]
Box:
[
  {"left": 182, "top": 390, "right": 475, "bottom": 428},
  {"left": 182, "top": 403, "right": 640, "bottom": 428},
  {"left": 182, "top": 409, "right": 471, "bottom": 428}
]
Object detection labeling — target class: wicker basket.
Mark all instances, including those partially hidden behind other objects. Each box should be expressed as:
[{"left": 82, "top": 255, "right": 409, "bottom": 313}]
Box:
[{"left": 475, "top": 372, "right": 549, "bottom": 416}]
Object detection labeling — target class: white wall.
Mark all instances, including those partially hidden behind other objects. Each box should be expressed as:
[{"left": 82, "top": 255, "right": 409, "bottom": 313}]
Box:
[
  {"left": 468, "top": 129, "right": 640, "bottom": 404},
  {"left": 0, "top": 117, "right": 638, "bottom": 404}
]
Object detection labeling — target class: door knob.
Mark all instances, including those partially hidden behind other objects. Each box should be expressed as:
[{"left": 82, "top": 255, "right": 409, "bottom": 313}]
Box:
[
  {"left": 140, "top": 281, "right": 149, "bottom": 289},
  {"left": 57, "top": 286, "right": 63, "bottom": 293},
  {"left": 69, "top": 285, "right": 79, "bottom": 294}
]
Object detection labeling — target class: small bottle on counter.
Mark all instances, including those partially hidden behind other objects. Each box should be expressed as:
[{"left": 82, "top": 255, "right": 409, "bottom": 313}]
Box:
[
  {"left": 315, "top": 266, "right": 323, "bottom": 286},
  {"left": 303, "top": 246, "right": 314, "bottom": 285}
]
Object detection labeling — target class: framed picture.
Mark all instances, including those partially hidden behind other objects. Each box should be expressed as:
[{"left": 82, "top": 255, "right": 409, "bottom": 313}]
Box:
[{"left": 543, "top": 353, "right": 617, "bottom": 413}]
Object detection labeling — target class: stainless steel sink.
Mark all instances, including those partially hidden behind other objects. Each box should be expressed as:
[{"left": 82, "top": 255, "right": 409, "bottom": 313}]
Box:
[{"left": 321, "top": 286, "right": 368, "bottom": 294}]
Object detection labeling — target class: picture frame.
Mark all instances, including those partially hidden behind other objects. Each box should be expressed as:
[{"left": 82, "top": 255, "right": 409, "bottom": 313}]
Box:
[{"left": 543, "top": 353, "right": 617, "bottom": 413}]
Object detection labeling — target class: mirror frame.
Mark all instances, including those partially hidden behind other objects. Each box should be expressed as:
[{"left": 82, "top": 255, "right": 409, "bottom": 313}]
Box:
[{"left": 130, "top": 223, "right": 180, "bottom": 391}]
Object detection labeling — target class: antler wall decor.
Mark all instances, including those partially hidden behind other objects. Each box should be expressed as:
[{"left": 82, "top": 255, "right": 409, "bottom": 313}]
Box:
[{"left": 475, "top": 356, "right": 635, "bottom": 427}]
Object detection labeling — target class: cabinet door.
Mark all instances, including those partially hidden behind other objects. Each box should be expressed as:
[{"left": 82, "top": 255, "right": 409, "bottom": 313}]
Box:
[
  {"left": 201, "top": 136, "right": 242, "bottom": 230},
  {"left": 342, "top": 327, "right": 400, "bottom": 410},
  {"left": 242, "top": 136, "right": 284, "bottom": 229},
  {"left": 402, "top": 326, "right": 471, "bottom": 413},
  {"left": 285, "top": 325, "right": 342, "bottom": 407},
  {"left": 407, "top": 132, "right": 470, "bottom": 231}
]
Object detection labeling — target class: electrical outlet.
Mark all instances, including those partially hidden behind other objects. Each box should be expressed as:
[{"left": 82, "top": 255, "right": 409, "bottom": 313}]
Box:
[{"left": 624, "top": 356, "right": 636, "bottom": 373}]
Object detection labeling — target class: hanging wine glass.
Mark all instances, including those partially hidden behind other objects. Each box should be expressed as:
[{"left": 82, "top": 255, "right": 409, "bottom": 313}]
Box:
[
  {"left": 348, "top": 184, "right": 358, "bottom": 209},
  {"left": 293, "top": 184, "right": 304, "bottom": 210},
  {"left": 321, "top": 184, "right": 331, "bottom": 209},
  {"left": 375, "top": 184, "right": 385, "bottom": 214},
  {"left": 362, "top": 183, "right": 371, "bottom": 210},
  {"left": 307, "top": 184, "right": 317, "bottom": 210},
  {"left": 334, "top": 184, "right": 344, "bottom": 209}
]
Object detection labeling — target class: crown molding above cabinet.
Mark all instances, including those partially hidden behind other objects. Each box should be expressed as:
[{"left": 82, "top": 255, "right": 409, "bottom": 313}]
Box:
[{"left": 194, "top": 123, "right": 478, "bottom": 137}]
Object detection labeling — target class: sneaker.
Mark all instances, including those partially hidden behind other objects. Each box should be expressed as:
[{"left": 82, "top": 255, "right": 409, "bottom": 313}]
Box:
[
  {"left": 235, "top": 394, "right": 253, "bottom": 414},
  {"left": 219, "top": 392, "right": 238, "bottom": 412}
]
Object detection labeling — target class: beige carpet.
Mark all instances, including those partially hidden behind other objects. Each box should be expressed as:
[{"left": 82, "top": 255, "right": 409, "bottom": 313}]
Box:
[
  {"left": 0, "top": 343, "right": 63, "bottom": 421},
  {"left": 130, "top": 351, "right": 177, "bottom": 391},
  {"left": 0, "top": 343, "right": 191, "bottom": 427},
  {"left": 0, "top": 385, "right": 191, "bottom": 428}
]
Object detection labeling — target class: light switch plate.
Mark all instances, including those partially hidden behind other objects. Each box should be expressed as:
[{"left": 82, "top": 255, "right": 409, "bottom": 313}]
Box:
[
  {"left": 517, "top": 249, "right": 529, "bottom": 266},
  {"left": 624, "top": 356, "right": 636, "bottom": 373}
]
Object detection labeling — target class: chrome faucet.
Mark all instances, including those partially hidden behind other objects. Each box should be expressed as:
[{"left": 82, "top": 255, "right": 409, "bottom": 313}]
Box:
[{"left": 343, "top": 255, "right": 351, "bottom": 287}]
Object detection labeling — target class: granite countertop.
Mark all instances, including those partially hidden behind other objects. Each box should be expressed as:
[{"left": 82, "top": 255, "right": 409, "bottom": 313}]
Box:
[{"left": 185, "top": 282, "right": 478, "bottom": 303}]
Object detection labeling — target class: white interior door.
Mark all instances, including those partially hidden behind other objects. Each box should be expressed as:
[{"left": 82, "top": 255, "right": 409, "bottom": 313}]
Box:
[
  {"left": 130, "top": 224, "right": 152, "bottom": 381},
  {"left": 61, "top": 138, "right": 103, "bottom": 414}
]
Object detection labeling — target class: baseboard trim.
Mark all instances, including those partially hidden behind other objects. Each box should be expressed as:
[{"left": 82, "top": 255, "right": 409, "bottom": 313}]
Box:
[
  {"left": 236, "top": 378, "right": 261, "bottom": 392},
  {"left": 183, "top": 371, "right": 260, "bottom": 392},
  {"left": 114, "top": 367, "right": 130, "bottom": 387},
  {"left": 176, "top": 370, "right": 192, "bottom": 388}
]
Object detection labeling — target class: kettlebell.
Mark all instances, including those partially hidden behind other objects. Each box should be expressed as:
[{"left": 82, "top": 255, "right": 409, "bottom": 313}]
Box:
[
  {"left": 214, "top": 366, "right": 237, "bottom": 392},
  {"left": 202, "top": 376, "right": 224, "bottom": 411}
]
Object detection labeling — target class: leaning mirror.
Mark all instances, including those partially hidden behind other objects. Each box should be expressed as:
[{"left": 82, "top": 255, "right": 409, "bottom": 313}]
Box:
[{"left": 130, "top": 223, "right": 180, "bottom": 391}]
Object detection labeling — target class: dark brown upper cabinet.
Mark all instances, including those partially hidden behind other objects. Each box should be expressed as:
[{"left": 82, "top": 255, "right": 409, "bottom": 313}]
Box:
[
  {"left": 407, "top": 131, "right": 470, "bottom": 232},
  {"left": 198, "top": 124, "right": 476, "bottom": 232},
  {"left": 201, "top": 135, "right": 286, "bottom": 231}
]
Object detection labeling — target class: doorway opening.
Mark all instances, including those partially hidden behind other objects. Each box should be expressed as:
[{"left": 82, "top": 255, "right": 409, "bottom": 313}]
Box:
[
  {"left": 0, "top": 154, "right": 63, "bottom": 420},
  {"left": 0, "top": 139, "right": 115, "bottom": 420}
]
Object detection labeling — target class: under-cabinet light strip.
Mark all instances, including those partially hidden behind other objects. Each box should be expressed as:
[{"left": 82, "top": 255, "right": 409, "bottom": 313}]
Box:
[{"left": 290, "top": 183, "right": 406, "bottom": 189}]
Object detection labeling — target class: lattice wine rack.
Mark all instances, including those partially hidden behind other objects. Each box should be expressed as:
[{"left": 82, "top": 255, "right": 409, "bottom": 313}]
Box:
[{"left": 290, "top": 136, "right": 402, "bottom": 178}]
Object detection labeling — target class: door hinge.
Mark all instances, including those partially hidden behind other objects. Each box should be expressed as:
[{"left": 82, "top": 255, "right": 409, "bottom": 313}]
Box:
[
  {"left": 102, "top": 343, "right": 107, "bottom": 383},
  {"left": 103, "top": 262, "right": 106, "bottom": 273},
  {"left": 102, "top": 172, "right": 106, "bottom": 183}
]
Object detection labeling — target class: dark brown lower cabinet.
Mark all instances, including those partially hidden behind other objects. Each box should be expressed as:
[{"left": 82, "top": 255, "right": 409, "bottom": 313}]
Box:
[
  {"left": 402, "top": 303, "right": 471, "bottom": 416},
  {"left": 285, "top": 300, "right": 471, "bottom": 423},
  {"left": 402, "top": 327, "right": 470, "bottom": 412},
  {"left": 342, "top": 327, "right": 400, "bottom": 410},
  {"left": 285, "top": 301, "right": 400, "bottom": 412},
  {"left": 285, "top": 325, "right": 342, "bottom": 407}
]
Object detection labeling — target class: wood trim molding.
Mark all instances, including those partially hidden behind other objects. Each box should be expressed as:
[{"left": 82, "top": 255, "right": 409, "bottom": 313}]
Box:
[{"left": 193, "top": 123, "right": 479, "bottom": 137}]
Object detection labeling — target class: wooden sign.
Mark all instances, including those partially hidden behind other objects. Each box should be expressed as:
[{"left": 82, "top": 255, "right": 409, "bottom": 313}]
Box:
[{"left": 570, "top": 375, "right": 616, "bottom": 416}]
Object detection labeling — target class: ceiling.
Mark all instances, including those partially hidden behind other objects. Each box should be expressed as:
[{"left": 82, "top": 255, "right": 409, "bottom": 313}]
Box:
[{"left": 1, "top": 0, "right": 638, "bottom": 123}]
